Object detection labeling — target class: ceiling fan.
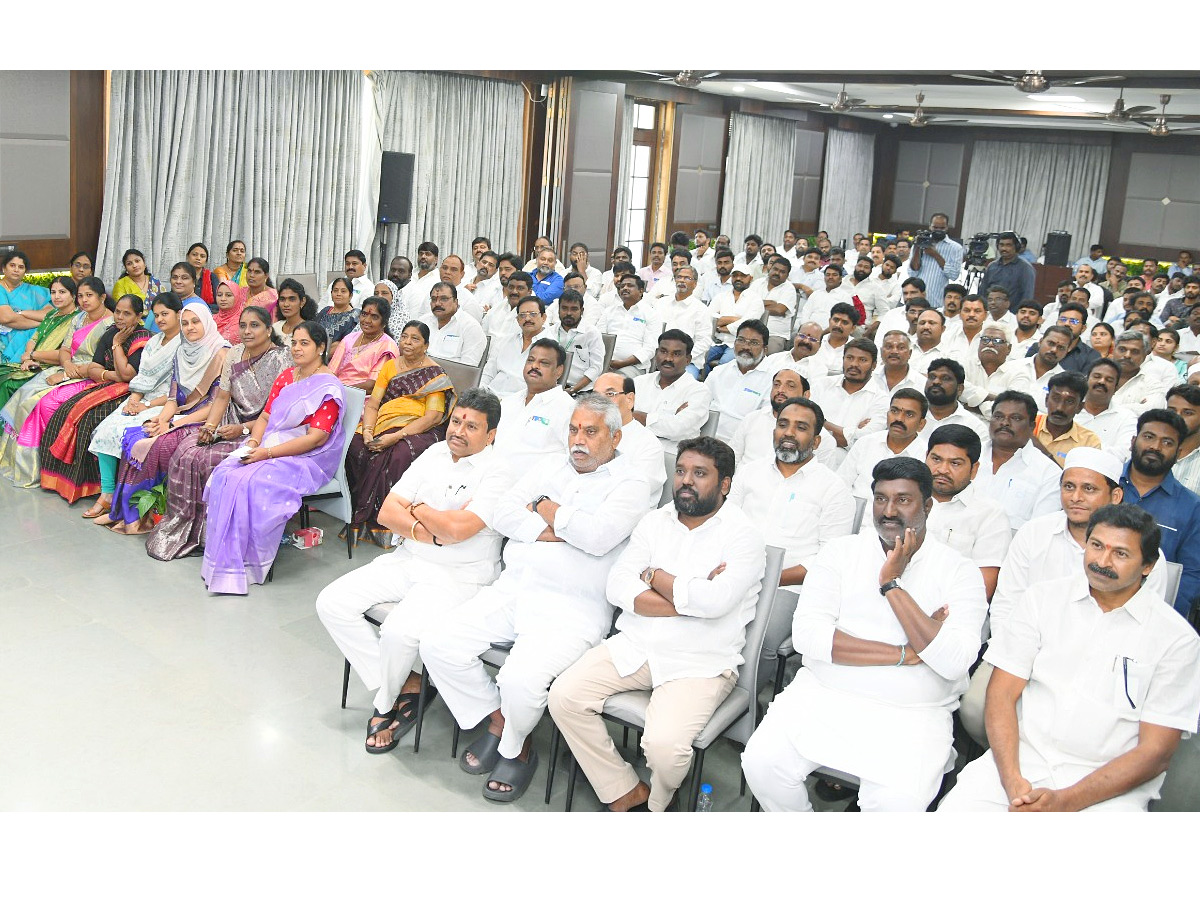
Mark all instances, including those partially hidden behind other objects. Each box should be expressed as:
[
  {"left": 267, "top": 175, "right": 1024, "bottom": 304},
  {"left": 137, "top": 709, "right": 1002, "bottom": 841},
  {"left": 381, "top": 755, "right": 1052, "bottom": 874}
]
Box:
[
  {"left": 634, "top": 70, "right": 721, "bottom": 88},
  {"left": 1091, "top": 89, "right": 1157, "bottom": 123},
  {"left": 950, "top": 70, "right": 1124, "bottom": 93},
  {"left": 904, "top": 92, "right": 969, "bottom": 128},
  {"left": 792, "top": 83, "right": 897, "bottom": 113},
  {"left": 1123, "top": 95, "right": 1200, "bottom": 136}
]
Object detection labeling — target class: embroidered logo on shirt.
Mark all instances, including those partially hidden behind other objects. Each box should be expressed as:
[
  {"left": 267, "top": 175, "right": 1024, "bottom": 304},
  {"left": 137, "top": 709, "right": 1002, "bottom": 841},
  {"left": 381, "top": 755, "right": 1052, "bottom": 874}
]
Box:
[
  {"left": 743, "top": 388, "right": 762, "bottom": 395},
  {"left": 530, "top": 415, "right": 550, "bottom": 426}
]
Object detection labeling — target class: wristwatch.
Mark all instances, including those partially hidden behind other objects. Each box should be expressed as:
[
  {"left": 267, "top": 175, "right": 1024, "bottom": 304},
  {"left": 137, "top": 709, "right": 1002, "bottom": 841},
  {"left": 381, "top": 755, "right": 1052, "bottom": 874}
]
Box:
[
  {"left": 879, "top": 578, "right": 904, "bottom": 596},
  {"left": 642, "top": 567, "right": 657, "bottom": 587},
  {"left": 532, "top": 494, "right": 550, "bottom": 513},
  {"left": 242, "top": 425, "right": 251, "bottom": 436}
]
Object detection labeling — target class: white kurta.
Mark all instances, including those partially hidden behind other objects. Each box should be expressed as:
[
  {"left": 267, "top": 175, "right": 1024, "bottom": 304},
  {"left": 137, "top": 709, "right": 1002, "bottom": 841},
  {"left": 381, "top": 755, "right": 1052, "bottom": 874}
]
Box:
[
  {"left": 492, "top": 387, "right": 574, "bottom": 476},
  {"left": 598, "top": 299, "right": 661, "bottom": 372},
  {"left": 973, "top": 440, "right": 1062, "bottom": 532},
  {"left": 705, "top": 361, "right": 771, "bottom": 443},
  {"left": 422, "top": 310, "right": 488, "bottom": 365},
  {"left": 836, "top": 430, "right": 927, "bottom": 499},
  {"left": 480, "top": 328, "right": 553, "bottom": 398},
  {"left": 710, "top": 290, "right": 765, "bottom": 348},
  {"left": 808, "top": 375, "right": 891, "bottom": 467},
  {"left": 654, "top": 293, "right": 714, "bottom": 369},
  {"left": 632, "top": 371, "right": 712, "bottom": 454},
  {"left": 551, "top": 323, "right": 605, "bottom": 388},
  {"left": 728, "top": 405, "right": 777, "bottom": 469},
  {"left": 925, "top": 480, "right": 1012, "bottom": 573},
  {"left": 1075, "top": 404, "right": 1138, "bottom": 462}
]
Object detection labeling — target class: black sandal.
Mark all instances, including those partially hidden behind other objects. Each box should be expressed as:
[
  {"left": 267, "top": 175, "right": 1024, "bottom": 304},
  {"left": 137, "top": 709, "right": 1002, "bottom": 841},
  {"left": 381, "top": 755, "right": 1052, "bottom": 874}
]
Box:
[{"left": 364, "top": 708, "right": 400, "bottom": 754}]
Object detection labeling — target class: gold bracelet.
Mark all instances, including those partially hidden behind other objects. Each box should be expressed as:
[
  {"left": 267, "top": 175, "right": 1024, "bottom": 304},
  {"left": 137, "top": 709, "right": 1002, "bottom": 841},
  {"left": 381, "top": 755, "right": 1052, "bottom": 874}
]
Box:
[
  {"left": 410, "top": 520, "right": 420, "bottom": 541},
  {"left": 266, "top": 447, "right": 272, "bottom": 459}
]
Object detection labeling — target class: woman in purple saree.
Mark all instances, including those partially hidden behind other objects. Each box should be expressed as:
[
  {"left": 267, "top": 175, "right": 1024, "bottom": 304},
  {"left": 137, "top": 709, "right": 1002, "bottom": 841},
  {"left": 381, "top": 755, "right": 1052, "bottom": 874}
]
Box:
[{"left": 201, "top": 321, "right": 346, "bottom": 594}]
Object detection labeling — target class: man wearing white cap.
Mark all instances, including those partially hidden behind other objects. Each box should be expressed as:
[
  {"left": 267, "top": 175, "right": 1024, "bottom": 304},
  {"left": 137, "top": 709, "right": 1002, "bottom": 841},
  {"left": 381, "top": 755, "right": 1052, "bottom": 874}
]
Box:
[
  {"left": 799, "top": 265, "right": 852, "bottom": 331},
  {"left": 958, "top": 447, "right": 1171, "bottom": 744},
  {"left": 707, "top": 262, "right": 766, "bottom": 370}
]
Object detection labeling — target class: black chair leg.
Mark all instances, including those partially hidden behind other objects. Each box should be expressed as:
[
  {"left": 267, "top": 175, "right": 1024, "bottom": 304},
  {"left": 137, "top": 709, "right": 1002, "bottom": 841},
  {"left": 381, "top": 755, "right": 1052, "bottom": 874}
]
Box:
[
  {"left": 545, "top": 725, "right": 560, "bottom": 804},
  {"left": 413, "top": 669, "right": 430, "bottom": 754},
  {"left": 301, "top": 505, "right": 310, "bottom": 529},
  {"left": 622, "top": 726, "right": 629, "bottom": 749},
  {"left": 347, "top": 523, "right": 355, "bottom": 560},
  {"left": 750, "top": 795, "right": 761, "bottom": 812},
  {"left": 740, "top": 771, "right": 747, "bottom": 798},
  {"left": 565, "top": 753, "right": 578, "bottom": 811},
  {"left": 690, "top": 747, "right": 707, "bottom": 811},
  {"left": 341, "top": 659, "right": 351, "bottom": 709},
  {"left": 451, "top": 722, "right": 461, "bottom": 759},
  {"left": 773, "top": 653, "right": 787, "bottom": 699}
]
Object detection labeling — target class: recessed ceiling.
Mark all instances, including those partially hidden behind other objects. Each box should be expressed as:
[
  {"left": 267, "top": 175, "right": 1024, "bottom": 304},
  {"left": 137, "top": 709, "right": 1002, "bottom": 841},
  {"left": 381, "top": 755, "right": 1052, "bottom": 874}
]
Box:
[{"left": 691, "top": 75, "right": 1200, "bottom": 134}]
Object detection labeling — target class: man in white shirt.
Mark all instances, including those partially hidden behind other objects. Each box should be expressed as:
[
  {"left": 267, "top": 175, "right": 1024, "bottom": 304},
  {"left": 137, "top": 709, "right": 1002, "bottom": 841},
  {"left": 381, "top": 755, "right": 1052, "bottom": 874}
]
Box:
[
  {"left": 705, "top": 320, "right": 773, "bottom": 444},
  {"left": 401, "top": 241, "right": 441, "bottom": 314},
  {"left": 760, "top": 256, "right": 799, "bottom": 355},
  {"left": 436, "top": 254, "right": 483, "bottom": 320},
  {"left": 592, "top": 372, "right": 667, "bottom": 507},
  {"left": 708, "top": 264, "right": 766, "bottom": 369},
  {"left": 873, "top": 290, "right": 929, "bottom": 351},
  {"left": 984, "top": 286, "right": 1018, "bottom": 331},
  {"left": 650, "top": 249, "right": 691, "bottom": 301},
  {"left": 809, "top": 338, "right": 890, "bottom": 467},
  {"left": 482, "top": 270, "right": 533, "bottom": 342},
  {"left": 637, "top": 242, "right": 673, "bottom": 294},
  {"left": 800, "top": 265, "right": 851, "bottom": 330},
  {"left": 973, "top": 390, "right": 1062, "bottom": 532},
  {"left": 730, "top": 367, "right": 810, "bottom": 468},
  {"left": 421, "top": 394, "right": 652, "bottom": 802},
  {"left": 1019, "top": 325, "right": 1071, "bottom": 413},
  {"left": 733, "top": 234, "right": 764, "bottom": 280},
  {"left": 727, "top": 394, "right": 859, "bottom": 594},
  {"left": 1076, "top": 358, "right": 1138, "bottom": 461},
  {"left": 1112, "top": 330, "right": 1169, "bottom": 413},
  {"left": 861, "top": 254, "right": 901, "bottom": 327},
  {"left": 690, "top": 229, "right": 717, "bottom": 282},
  {"left": 1176, "top": 302, "right": 1200, "bottom": 356},
  {"left": 762, "top": 321, "right": 824, "bottom": 382},
  {"left": 790, "top": 247, "right": 825, "bottom": 300},
  {"left": 1073, "top": 263, "right": 1107, "bottom": 320},
  {"left": 421, "top": 282, "right": 487, "bottom": 366},
  {"left": 566, "top": 242, "right": 603, "bottom": 299},
  {"left": 941, "top": 503, "right": 1200, "bottom": 812},
  {"left": 316, "top": 389, "right": 507, "bottom": 752},
  {"left": 941, "top": 293, "right": 987, "bottom": 365},
  {"left": 463, "top": 251, "right": 502, "bottom": 318},
  {"left": 701, "top": 249, "right": 736, "bottom": 307},
  {"left": 551, "top": 289, "right": 604, "bottom": 396},
  {"left": 1012, "top": 299, "right": 1045, "bottom": 359},
  {"left": 323, "top": 249, "right": 376, "bottom": 309},
  {"left": 910, "top": 309, "right": 949, "bottom": 377},
  {"left": 838, "top": 388, "right": 929, "bottom": 500},
  {"left": 633, "top": 329, "right": 713, "bottom": 454},
  {"left": 809, "top": 305, "right": 859, "bottom": 378},
  {"left": 598, "top": 246, "right": 633, "bottom": 297},
  {"left": 654, "top": 266, "right": 712, "bottom": 375},
  {"left": 387, "top": 255, "right": 413, "bottom": 293},
  {"left": 481, "top": 297, "right": 553, "bottom": 398},
  {"left": 492, "top": 338, "right": 573, "bottom": 475},
  {"left": 961, "top": 321, "right": 1035, "bottom": 418},
  {"left": 870, "top": 331, "right": 923, "bottom": 397},
  {"left": 549, "top": 435, "right": 765, "bottom": 812},
  {"left": 599, "top": 273, "right": 660, "bottom": 379},
  {"left": 742, "top": 456, "right": 988, "bottom": 811},
  {"left": 924, "top": 424, "right": 1012, "bottom": 602},
  {"left": 916, "top": 357, "right": 990, "bottom": 449}
]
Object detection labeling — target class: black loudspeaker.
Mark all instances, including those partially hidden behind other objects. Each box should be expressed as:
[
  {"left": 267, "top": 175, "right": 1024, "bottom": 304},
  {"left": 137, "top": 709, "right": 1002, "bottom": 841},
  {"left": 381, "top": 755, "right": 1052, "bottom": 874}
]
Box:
[
  {"left": 378, "top": 152, "right": 415, "bottom": 225},
  {"left": 1044, "top": 231, "right": 1072, "bottom": 267}
]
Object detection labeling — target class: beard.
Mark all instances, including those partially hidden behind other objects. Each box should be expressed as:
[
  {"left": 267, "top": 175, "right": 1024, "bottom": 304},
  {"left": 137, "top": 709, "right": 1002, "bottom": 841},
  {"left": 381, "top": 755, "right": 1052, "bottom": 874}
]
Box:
[
  {"left": 1132, "top": 448, "right": 1173, "bottom": 477},
  {"left": 674, "top": 486, "right": 721, "bottom": 517},
  {"left": 736, "top": 350, "right": 763, "bottom": 368},
  {"left": 775, "top": 445, "right": 814, "bottom": 465}
]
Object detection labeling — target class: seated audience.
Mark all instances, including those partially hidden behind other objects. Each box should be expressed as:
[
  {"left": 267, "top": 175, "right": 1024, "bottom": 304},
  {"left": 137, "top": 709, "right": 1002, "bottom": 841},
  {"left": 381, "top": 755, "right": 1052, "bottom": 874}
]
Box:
[
  {"left": 482, "top": 296, "right": 552, "bottom": 397},
  {"left": 1166, "top": 384, "right": 1200, "bottom": 494},
  {"left": 730, "top": 367, "right": 809, "bottom": 468},
  {"left": 973, "top": 391, "right": 1062, "bottom": 532},
  {"left": 213, "top": 239, "right": 249, "bottom": 287},
  {"left": 654, "top": 266, "right": 711, "bottom": 375},
  {"left": 273, "top": 281, "right": 319, "bottom": 340},
  {"left": 742, "top": 457, "right": 987, "bottom": 811},
  {"left": 1033, "top": 371, "right": 1101, "bottom": 466},
  {"left": 345, "top": 320, "right": 453, "bottom": 545},
  {"left": 762, "top": 322, "right": 823, "bottom": 381},
  {"left": 1020, "top": 326, "right": 1071, "bottom": 412},
  {"left": 420, "top": 394, "right": 651, "bottom": 801},
  {"left": 111, "top": 249, "right": 165, "bottom": 326},
  {"left": 0, "top": 274, "right": 77, "bottom": 409},
  {"left": 706, "top": 320, "right": 772, "bottom": 444},
  {"left": 316, "top": 277, "right": 360, "bottom": 348},
  {"left": 325, "top": 296, "right": 399, "bottom": 391},
  {"left": 0, "top": 250, "right": 53, "bottom": 365},
  {"left": 492, "top": 338, "right": 572, "bottom": 474},
  {"left": 145, "top": 306, "right": 293, "bottom": 560},
  {"left": 632, "top": 330, "right": 712, "bottom": 454},
  {"left": 402, "top": 241, "right": 441, "bottom": 312},
  {"left": 1076, "top": 358, "right": 1138, "bottom": 461},
  {"left": 708, "top": 265, "right": 765, "bottom": 369},
  {"left": 201, "top": 321, "right": 346, "bottom": 594},
  {"left": 316, "top": 389, "right": 507, "bottom": 752},
  {"left": 600, "top": 273, "right": 661, "bottom": 378},
  {"left": 808, "top": 338, "right": 888, "bottom": 467},
  {"left": 551, "top": 289, "right": 604, "bottom": 395},
  {"left": 909, "top": 309, "right": 949, "bottom": 377},
  {"left": 211, "top": 279, "right": 246, "bottom": 345},
  {"left": 940, "top": 505, "right": 1200, "bottom": 812},
  {"left": 235, "top": 257, "right": 278, "bottom": 318},
  {"left": 960, "top": 322, "right": 1034, "bottom": 418},
  {"left": 871, "top": 331, "right": 923, "bottom": 395},
  {"left": 810, "top": 304, "right": 859, "bottom": 378},
  {"left": 592, "top": 372, "right": 666, "bottom": 506},
  {"left": 421, "top": 281, "right": 487, "bottom": 366},
  {"left": 185, "top": 242, "right": 220, "bottom": 308},
  {"left": 1112, "top": 330, "right": 1168, "bottom": 412},
  {"left": 838, "top": 388, "right": 928, "bottom": 500},
  {"left": 549, "top": 435, "right": 766, "bottom": 812}
]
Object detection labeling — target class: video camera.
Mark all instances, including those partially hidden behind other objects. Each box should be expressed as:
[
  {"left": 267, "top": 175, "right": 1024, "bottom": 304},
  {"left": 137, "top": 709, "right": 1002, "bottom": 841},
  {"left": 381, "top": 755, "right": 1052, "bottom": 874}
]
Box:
[
  {"left": 913, "top": 228, "right": 945, "bottom": 248},
  {"left": 965, "top": 232, "right": 1001, "bottom": 267}
]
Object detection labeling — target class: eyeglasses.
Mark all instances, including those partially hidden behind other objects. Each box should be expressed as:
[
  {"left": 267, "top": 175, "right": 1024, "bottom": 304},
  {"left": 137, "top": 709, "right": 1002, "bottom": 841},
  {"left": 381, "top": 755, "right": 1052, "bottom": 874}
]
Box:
[
  {"left": 990, "top": 412, "right": 1029, "bottom": 425},
  {"left": 734, "top": 337, "right": 764, "bottom": 348},
  {"left": 599, "top": 390, "right": 626, "bottom": 398},
  {"left": 517, "top": 312, "right": 542, "bottom": 321},
  {"left": 979, "top": 336, "right": 1008, "bottom": 346},
  {"left": 1058, "top": 316, "right": 1082, "bottom": 326}
]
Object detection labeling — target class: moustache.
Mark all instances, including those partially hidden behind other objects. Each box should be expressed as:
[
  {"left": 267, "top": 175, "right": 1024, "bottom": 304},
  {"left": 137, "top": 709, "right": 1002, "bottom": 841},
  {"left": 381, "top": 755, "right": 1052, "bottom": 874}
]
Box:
[
  {"left": 1087, "top": 561, "right": 1118, "bottom": 580},
  {"left": 569, "top": 444, "right": 589, "bottom": 455}
]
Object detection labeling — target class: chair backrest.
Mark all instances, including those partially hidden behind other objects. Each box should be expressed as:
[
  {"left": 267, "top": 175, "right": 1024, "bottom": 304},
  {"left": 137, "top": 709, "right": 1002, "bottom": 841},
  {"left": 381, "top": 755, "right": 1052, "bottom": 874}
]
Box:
[
  {"left": 660, "top": 451, "right": 676, "bottom": 507},
  {"left": 700, "top": 410, "right": 719, "bottom": 438},
  {"left": 759, "top": 310, "right": 770, "bottom": 325},
  {"left": 280, "top": 272, "right": 321, "bottom": 302},
  {"left": 325, "top": 269, "right": 344, "bottom": 290},
  {"left": 601, "top": 332, "right": 617, "bottom": 372},
  {"left": 1165, "top": 561, "right": 1183, "bottom": 608},
  {"left": 304, "top": 385, "right": 367, "bottom": 523},
  {"left": 725, "top": 545, "right": 786, "bottom": 745},
  {"left": 479, "top": 334, "right": 492, "bottom": 367},
  {"left": 432, "top": 356, "right": 483, "bottom": 393},
  {"left": 852, "top": 495, "right": 868, "bottom": 534},
  {"left": 559, "top": 351, "right": 575, "bottom": 387}
]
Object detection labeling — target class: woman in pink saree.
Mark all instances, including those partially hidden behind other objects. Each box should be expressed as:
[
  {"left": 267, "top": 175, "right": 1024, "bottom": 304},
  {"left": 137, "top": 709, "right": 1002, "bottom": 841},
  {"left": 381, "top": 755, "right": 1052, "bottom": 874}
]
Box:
[{"left": 201, "top": 320, "right": 346, "bottom": 594}]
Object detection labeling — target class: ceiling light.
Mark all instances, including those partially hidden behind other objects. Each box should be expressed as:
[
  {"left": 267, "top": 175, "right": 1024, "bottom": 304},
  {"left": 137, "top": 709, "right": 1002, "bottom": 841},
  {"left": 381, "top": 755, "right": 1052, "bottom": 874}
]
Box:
[
  {"left": 731, "top": 85, "right": 745, "bottom": 93},
  {"left": 1029, "top": 94, "right": 1086, "bottom": 103},
  {"left": 755, "top": 82, "right": 803, "bottom": 96},
  {"left": 882, "top": 114, "right": 894, "bottom": 119}
]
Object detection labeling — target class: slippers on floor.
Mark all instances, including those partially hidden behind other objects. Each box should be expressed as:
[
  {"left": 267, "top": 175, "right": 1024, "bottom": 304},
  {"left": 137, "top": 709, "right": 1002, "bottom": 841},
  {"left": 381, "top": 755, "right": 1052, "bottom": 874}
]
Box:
[
  {"left": 459, "top": 730, "right": 502, "bottom": 775},
  {"left": 482, "top": 749, "right": 539, "bottom": 803}
]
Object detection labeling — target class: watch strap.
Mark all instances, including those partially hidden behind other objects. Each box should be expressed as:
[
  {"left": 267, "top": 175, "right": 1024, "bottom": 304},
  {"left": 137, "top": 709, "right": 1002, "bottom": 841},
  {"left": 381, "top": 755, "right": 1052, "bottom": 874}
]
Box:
[{"left": 880, "top": 578, "right": 902, "bottom": 596}]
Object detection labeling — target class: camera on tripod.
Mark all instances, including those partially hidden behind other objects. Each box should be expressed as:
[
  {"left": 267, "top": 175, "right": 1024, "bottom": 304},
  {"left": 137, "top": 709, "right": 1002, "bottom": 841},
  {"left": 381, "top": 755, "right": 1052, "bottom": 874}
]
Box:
[{"left": 965, "top": 232, "right": 1001, "bottom": 267}]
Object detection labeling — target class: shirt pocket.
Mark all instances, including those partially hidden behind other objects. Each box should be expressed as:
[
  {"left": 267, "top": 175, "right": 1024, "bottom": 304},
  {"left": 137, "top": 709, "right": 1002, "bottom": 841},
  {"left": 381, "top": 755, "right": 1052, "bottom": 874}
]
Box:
[{"left": 1112, "top": 659, "right": 1152, "bottom": 718}]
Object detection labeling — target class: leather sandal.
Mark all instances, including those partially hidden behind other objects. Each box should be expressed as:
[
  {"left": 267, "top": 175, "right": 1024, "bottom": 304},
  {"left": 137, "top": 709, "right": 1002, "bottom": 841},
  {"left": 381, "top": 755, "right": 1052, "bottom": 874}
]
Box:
[
  {"left": 364, "top": 708, "right": 401, "bottom": 755},
  {"left": 82, "top": 498, "right": 111, "bottom": 519}
]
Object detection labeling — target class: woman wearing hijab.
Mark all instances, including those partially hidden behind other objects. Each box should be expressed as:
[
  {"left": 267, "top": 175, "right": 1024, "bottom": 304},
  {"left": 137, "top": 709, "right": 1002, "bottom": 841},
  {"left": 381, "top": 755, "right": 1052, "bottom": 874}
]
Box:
[
  {"left": 376, "top": 280, "right": 410, "bottom": 338},
  {"left": 99, "top": 301, "right": 230, "bottom": 533},
  {"left": 211, "top": 279, "right": 245, "bottom": 345}
]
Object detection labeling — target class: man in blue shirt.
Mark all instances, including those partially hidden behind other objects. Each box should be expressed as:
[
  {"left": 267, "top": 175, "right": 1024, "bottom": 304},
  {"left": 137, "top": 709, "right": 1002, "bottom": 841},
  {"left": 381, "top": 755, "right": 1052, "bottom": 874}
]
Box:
[
  {"left": 530, "top": 247, "right": 564, "bottom": 305},
  {"left": 908, "top": 213, "right": 963, "bottom": 309},
  {"left": 1120, "top": 408, "right": 1200, "bottom": 616},
  {"left": 980, "top": 232, "right": 1037, "bottom": 306},
  {"left": 1074, "top": 243, "right": 1108, "bottom": 272}
]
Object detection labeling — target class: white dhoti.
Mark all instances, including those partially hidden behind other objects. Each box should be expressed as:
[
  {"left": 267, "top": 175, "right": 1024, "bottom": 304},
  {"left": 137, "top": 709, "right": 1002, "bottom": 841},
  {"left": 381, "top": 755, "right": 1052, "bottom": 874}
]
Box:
[
  {"left": 315, "top": 550, "right": 486, "bottom": 711},
  {"left": 742, "top": 668, "right": 954, "bottom": 811},
  {"left": 419, "top": 584, "right": 604, "bottom": 760}
]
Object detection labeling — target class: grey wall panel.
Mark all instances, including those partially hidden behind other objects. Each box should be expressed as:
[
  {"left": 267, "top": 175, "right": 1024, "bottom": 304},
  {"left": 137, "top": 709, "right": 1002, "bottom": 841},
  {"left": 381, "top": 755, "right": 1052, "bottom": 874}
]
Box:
[
  {"left": 674, "top": 108, "right": 726, "bottom": 224},
  {"left": 0, "top": 71, "right": 70, "bottom": 139},
  {"left": 1119, "top": 152, "right": 1200, "bottom": 247},
  {"left": 566, "top": 87, "right": 620, "bottom": 260},
  {"left": 891, "top": 139, "right": 963, "bottom": 227},
  {"left": 0, "top": 140, "right": 70, "bottom": 238},
  {"left": 790, "top": 128, "right": 825, "bottom": 223}
]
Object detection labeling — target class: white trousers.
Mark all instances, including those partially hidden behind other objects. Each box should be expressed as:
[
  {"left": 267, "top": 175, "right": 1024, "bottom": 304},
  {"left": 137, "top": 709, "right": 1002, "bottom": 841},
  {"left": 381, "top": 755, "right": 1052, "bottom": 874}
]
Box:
[
  {"left": 741, "top": 700, "right": 937, "bottom": 812},
  {"left": 938, "top": 749, "right": 1148, "bottom": 812},
  {"left": 314, "top": 551, "right": 484, "bottom": 712},
  {"left": 420, "top": 586, "right": 600, "bottom": 760}
]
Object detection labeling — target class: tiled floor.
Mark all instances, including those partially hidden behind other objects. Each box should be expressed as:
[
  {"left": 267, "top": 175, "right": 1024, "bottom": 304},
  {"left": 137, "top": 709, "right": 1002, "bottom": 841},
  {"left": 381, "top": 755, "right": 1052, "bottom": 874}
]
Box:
[{"left": 0, "top": 478, "right": 759, "bottom": 812}]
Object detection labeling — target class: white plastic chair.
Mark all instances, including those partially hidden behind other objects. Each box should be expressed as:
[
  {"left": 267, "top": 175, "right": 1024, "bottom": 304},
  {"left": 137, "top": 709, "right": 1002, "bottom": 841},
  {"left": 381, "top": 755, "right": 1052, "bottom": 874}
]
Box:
[
  {"left": 279, "top": 272, "right": 321, "bottom": 300},
  {"left": 303, "top": 386, "right": 367, "bottom": 559}
]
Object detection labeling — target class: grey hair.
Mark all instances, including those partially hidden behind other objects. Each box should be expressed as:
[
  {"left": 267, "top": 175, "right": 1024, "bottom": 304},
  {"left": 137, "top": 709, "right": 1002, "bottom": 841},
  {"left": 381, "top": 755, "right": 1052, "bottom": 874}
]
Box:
[
  {"left": 981, "top": 320, "right": 1015, "bottom": 344},
  {"left": 1116, "top": 329, "right": 1151, "bottom": 353},
  {"left": 573, "top": 392, "right": 622, "bottom": 435},
  {"left": 881, "top": 329, "right": 912, "bottom": 345}
]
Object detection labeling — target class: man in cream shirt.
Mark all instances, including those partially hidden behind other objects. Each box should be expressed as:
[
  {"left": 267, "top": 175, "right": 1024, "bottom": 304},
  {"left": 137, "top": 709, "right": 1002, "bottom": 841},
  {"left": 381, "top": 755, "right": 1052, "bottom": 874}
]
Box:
[{"left": 420, "top": 282, "right": 487, "bottom": 365}]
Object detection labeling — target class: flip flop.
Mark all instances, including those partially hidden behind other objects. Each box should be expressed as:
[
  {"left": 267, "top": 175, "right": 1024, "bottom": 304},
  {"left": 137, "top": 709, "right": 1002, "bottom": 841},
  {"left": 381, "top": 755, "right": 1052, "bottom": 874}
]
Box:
[
  {"left": 364, "top": 708, "right": 401, "bottom": 755},
  {"left": 459, "top": 730, "right": 502, "bottom": 775},
  {"left": 483, "top": 749, "right": 539, "bottom": 803},
  {"left": 386, "top": 681, "right": 437, "bottom": 745}
]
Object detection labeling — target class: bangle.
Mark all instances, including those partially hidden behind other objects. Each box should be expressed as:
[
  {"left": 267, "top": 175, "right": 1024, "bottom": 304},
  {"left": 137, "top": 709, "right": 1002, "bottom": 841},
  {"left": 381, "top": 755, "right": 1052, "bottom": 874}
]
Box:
[
  {"left": 410, "top": 521, "right": 420, "bottom": 541},
  {"left": 246, "top": 438, "right": 259, "bottom": 447},
  {"left": 894, "top": 645, "right": 906, "bottom": 667},
  {"left": 266, "top": 447, "right": 272, "bottom": 459}
]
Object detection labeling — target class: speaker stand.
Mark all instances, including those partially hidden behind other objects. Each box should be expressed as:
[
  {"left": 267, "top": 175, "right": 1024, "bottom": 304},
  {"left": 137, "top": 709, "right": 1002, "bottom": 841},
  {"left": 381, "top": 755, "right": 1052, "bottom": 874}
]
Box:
[{"left": 378, "top": 219, "right": 392, "bottom": 286}]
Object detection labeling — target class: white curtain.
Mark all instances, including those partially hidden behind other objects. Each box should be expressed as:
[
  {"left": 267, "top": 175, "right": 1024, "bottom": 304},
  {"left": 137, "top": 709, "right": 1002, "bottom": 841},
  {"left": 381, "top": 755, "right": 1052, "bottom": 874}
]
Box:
[
  {"left": 818, "top": 129, "right": 875, "bottom": 248},
  {"left": 719, "top": 112, "right": 797, "bottom": 246},
  {"left": 612, "top": 97, "right": 636, "bottom": 248},
  {"left": 960, "top": 139, "right": 1110, "bottom": 262},
  {"left": 97, "top": 70, "right": 363, "bottom": 281},
  {"left": 367, "top": 71, "right": 525, "bottom": 266}
]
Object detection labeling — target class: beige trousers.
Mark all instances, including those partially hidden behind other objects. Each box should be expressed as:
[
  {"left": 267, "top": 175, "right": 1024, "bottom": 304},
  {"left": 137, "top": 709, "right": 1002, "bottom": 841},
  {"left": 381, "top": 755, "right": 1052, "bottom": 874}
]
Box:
[{"left": 548, "top": 643, "right": 736, "bottom": 811}]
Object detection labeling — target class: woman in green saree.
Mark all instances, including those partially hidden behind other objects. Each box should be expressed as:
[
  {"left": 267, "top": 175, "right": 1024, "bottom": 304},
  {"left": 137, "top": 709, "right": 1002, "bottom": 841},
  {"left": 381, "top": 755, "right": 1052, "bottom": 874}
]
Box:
[{"left": 0, "top": 275, "right": 78, "bottom": 407}]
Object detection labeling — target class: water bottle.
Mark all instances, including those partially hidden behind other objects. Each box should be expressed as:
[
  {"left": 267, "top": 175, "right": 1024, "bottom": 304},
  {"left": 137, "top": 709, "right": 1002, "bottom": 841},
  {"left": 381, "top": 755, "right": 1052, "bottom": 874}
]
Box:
[{"left": 696, "top": 783, "right": 714, "bottom": 812}]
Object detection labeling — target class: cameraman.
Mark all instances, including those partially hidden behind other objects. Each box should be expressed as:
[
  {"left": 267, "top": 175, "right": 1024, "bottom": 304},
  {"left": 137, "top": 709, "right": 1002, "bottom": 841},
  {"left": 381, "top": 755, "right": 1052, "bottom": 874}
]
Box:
[
  {"left": 908, "top": 213, "right": 963, "bottom": 310},
  {"left": 979, "top": 231, "right": 1036, "bottom": 306}
]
